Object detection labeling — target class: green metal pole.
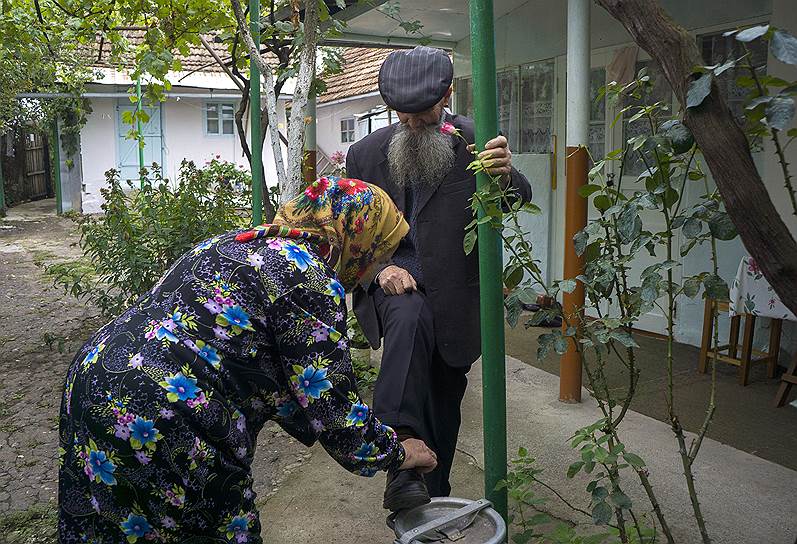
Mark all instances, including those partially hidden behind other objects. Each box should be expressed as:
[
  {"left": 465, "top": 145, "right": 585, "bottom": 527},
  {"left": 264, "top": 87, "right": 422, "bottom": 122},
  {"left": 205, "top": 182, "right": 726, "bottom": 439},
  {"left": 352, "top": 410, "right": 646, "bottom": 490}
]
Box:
[
  {"left": 249, "top": 0, "right": 263, "bottom": 226},
  {"left": 136, "top": 77, "right": 145, "bottom": 189},
  {"left": 51, "top": 119, "right": 63, "bottom": 215},
  {"left": 468, "top": 0, "right": 507, "bottom": 520}
]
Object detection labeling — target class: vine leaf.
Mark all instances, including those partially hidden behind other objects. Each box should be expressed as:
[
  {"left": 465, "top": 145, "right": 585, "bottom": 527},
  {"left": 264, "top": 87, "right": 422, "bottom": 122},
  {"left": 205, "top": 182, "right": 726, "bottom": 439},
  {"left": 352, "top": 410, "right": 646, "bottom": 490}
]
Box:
[
  {"left": 771, "top": 29, "right": 797, "bottom": 66},
  {"left": 687, "top": 72, "right": 713, "bottom": 108}
]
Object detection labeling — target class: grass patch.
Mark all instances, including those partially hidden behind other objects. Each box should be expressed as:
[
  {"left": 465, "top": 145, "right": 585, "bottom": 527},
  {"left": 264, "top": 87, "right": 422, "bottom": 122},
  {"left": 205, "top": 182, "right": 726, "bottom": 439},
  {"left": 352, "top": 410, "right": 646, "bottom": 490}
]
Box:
[{"left": 0, "top": 502, "right": 58, "bottom": 544}]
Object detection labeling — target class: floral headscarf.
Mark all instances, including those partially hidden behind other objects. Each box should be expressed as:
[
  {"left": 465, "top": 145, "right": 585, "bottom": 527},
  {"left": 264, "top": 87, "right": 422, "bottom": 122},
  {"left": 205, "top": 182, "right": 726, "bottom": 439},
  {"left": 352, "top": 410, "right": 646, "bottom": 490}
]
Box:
[{"left": 236, "top": 176, "right": 408, "bottom": 290}]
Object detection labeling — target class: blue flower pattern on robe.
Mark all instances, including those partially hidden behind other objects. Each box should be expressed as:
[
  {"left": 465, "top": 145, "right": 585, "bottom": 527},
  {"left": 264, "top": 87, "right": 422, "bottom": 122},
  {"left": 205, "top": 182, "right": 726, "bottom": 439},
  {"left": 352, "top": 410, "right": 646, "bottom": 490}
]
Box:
[{"left": 58, "top": 231, "right": 403, "bottom": 544}]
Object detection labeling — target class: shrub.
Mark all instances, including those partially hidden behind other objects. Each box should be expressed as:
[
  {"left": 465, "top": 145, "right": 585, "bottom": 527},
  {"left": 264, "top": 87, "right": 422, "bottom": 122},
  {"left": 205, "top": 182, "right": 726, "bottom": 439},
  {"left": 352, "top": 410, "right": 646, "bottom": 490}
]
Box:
[{"left": 50, "top": 160, "right": 251, "bottom": 316}]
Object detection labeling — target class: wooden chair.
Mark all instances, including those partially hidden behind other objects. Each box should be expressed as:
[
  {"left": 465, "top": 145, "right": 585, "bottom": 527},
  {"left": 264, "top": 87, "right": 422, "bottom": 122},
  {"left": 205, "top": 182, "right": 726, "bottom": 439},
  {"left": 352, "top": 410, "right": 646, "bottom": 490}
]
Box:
[
  {"left": 774, "top": 352, "right": 797, "bottom": 407},
  {"left": 698, "top": 298, "right": 781, "bottom": 386}
]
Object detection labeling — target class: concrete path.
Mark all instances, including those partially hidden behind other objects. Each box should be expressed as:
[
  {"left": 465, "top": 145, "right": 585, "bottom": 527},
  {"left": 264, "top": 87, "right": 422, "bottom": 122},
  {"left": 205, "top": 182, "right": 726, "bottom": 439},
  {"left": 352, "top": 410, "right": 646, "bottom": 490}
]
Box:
[{"left": 260, "top": 357, "right": 797, "bottom": 543}]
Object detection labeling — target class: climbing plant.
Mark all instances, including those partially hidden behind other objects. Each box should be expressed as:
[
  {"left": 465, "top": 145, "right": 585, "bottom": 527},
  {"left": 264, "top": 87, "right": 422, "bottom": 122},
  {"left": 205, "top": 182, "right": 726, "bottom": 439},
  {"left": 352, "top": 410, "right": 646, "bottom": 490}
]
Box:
[{"left": 465, "top": 68, "right": 736, "bottom": 543}]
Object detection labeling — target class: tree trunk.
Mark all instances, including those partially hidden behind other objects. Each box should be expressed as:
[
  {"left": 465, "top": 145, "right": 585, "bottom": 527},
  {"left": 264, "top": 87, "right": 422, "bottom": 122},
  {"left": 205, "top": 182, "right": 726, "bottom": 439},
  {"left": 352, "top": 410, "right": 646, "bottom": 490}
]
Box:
[{"left": 595, "top": 0, "right": 797, "bottom": 317}]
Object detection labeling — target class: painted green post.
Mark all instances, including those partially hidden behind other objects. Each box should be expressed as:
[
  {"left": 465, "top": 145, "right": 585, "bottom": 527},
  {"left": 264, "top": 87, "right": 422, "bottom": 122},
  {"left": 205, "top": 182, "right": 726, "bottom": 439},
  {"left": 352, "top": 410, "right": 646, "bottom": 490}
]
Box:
[
  {"left": 136, "top": 77, "right": 145, "bottom": 189},
  {"left": 249, "top": 0, "right": 263, "bottom": 226},
  {"left": 468, "top": 0, "right": 508, "bottom": 520},
  {"left": 51, "top": 119, "right": 63, "bottom": 215}
]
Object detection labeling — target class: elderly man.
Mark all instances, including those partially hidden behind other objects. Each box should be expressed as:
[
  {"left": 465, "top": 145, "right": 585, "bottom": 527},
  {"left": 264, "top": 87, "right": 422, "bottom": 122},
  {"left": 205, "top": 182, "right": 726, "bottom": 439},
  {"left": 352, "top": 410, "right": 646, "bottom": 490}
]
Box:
[{"left": 347, "top": 46, "right": 532, "bottom": 511}]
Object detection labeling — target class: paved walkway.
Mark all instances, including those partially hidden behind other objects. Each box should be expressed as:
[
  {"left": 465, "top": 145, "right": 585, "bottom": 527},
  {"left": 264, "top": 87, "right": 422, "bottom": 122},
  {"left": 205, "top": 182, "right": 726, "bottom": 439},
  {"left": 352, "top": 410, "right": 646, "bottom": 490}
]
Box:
[{"left": 260, "top": 357, "right": 797, "bottom": 543}]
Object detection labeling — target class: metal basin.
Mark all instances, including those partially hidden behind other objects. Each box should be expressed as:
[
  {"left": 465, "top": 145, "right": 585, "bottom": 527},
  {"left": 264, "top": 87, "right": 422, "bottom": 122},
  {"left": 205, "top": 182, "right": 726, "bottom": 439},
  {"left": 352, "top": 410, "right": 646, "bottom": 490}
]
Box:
[{"left": 392, "top": 497, "right": 506, "bottom": 544}]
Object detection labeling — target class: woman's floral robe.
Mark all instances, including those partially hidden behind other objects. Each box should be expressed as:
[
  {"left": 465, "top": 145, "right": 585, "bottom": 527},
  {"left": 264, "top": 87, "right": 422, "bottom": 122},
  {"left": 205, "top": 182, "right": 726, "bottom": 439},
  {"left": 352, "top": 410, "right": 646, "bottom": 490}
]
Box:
[{"left": 58, "top": 232, "right": 404, "bottom": 543}]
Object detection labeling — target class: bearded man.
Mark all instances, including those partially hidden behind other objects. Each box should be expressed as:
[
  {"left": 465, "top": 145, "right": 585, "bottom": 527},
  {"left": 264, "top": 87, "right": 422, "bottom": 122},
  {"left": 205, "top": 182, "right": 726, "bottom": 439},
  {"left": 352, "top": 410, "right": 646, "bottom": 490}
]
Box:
[{"left": 347, "top": 46, "right": 532, "bottom": 512}]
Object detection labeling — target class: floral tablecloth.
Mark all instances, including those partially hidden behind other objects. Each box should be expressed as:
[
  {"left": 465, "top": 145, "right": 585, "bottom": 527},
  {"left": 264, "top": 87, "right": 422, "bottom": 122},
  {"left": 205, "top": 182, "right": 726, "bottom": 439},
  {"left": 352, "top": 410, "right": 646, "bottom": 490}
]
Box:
[{"left": 729, "top": 256, "right": 796, "bottom": 321}]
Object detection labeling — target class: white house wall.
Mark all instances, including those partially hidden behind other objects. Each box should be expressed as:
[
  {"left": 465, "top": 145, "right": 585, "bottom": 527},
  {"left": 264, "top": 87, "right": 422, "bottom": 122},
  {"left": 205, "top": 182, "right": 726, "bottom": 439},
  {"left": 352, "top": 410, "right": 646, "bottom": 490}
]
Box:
[
  {"left": 79, "top": 92, "right": 285, "bottom": 214},
  {"left": 80, "top": 98, "right": 117, "bottom": 214},
  {"left": 451, "top": 0, "right": 797, "bottom": 357},
  {"left": 316, "top": 95, "right": 385, "bottom": 163}
]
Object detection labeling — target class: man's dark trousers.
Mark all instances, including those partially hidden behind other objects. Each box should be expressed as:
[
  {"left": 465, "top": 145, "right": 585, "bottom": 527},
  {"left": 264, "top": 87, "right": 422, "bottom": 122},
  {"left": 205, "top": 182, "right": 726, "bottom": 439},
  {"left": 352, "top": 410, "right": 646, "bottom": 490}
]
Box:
[{"left": 372, "top": 287, "right": 469, "bottom": 497}]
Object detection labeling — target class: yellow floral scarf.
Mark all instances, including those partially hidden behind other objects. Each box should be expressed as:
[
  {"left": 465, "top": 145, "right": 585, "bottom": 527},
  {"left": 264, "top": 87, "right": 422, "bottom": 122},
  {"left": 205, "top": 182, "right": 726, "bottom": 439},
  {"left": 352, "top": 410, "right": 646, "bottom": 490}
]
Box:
[{"left": 236, "top": 176, "right": 408, "bottom": 290}]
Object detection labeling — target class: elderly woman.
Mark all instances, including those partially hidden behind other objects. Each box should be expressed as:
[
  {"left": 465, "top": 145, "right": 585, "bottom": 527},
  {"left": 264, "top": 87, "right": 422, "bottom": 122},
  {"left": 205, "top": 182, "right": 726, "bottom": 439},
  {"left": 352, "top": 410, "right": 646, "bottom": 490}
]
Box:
[{"left": 58, "top": 178, "right": 437, "bottom": 543}]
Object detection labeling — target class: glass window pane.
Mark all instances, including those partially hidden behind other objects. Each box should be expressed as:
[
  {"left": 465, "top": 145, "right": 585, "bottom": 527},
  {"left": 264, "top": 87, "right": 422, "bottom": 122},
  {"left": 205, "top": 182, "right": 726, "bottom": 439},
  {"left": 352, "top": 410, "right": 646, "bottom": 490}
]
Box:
[
  {"left": 206, "top": 103, "right": 219, "bottom": 119},
  {"left": 221, "top": 104, "right": 235, "bottom": 120},
  {"left": 589, "top": 67, "right": 606, "bottom": 162},
  {"left": 497, "top": 69, "right": 520, "bottom": 151},
  {"left": 520, "top": 60, "right": 555, "bottom": 154},
  {"left": 223, "top": 119, "right": 234, "bottom": 135},
  {"left": 207, "top": 119, "right": 219, "bottom": 134},
  {"left": 454, "top": 77, "right": 473, "bottom": 118}
]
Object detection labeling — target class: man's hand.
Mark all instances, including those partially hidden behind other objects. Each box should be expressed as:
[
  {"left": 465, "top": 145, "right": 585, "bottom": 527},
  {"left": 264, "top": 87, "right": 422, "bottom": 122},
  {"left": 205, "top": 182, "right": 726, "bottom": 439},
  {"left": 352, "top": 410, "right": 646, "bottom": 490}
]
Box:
[
  {"left": 378, "top": 265, "right": 417, "bottom": 295},
  {"left": 468, "top": 134, "right": 513, "bottom": 185},
  {"left": 399, "top": 438, "right": 438, "bottom": 474}
]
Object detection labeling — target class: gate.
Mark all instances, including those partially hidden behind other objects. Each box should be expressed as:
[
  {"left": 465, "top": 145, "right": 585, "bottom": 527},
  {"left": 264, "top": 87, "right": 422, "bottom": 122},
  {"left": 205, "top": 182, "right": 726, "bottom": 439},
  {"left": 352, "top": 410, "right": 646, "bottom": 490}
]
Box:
[{"left": 23, "top": 131, "right": 52, "bottom": 200}]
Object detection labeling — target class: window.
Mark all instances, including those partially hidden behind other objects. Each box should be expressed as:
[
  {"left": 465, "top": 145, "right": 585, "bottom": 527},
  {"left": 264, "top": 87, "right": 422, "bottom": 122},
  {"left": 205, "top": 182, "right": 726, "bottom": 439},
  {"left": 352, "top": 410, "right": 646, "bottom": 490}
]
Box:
[
  {"left": 206, "top": 102, "right": 235, "bottom": 135},
  {"left": 454, "top": 77, "right": 473, "bottom": 118},
  {"left": 589, "top": 67, "right": 607, "bottom": 162},
  {"left": 699, "top": 30, "right": 768, "bottom": 130},
  {"left": 340, "top": 118, "right": 355, "bottom": 143},
  {"left": 520, "top": 60, "right": 555, "bottom": 154},
  {"left": 497, "top": 70, "right": 520, "bottom": 151}
]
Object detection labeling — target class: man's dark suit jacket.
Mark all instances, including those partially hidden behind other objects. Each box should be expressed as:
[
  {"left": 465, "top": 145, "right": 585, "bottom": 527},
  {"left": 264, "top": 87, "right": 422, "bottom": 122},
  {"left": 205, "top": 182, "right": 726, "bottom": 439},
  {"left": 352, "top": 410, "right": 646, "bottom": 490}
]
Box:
[{"left": 346, "top": 113, "right": 533, "bottom": 367}]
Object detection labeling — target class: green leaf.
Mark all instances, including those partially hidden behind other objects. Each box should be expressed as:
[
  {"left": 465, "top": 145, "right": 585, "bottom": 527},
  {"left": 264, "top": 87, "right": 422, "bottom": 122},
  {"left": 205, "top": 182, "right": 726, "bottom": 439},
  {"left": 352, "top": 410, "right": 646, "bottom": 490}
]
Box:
[
  {"left": 683, "top": 217, "right": 702, "bottom": 239},
  {"left": 518, "top": 446, "right": 528, "bottom": 458},
  {"left": 771, "top": 30, "right": 797, "bottom": 66},
  {"left": 579, "top": 183, "right": 603, "bottom": 198},
  {"left": 659, "top": 119, "right": 694, "bottom": 154},
  {"left": 560, "top": 279, "right": 577, "bottom": 293},
  {"left": 574, "top": 229, "right": 589, "bottom": 256},
  {"left": 463, "top": 229, "right": 477, "bottom": 254},
  {"left": 687, "top": 72, "right": 713, "bottom": 108},
  {"left": 554, "top": 335, "right": 569, "bottom": 355},
  {"left": 567, "top": 461, "right": 584, "bottom": 478},
  {"left": 592, "top": 501, "right": 613, "bottom": 525},
  {"left": 704, "top": 274, "right": 729, "bottom": 300},
  {"left": 765, "top": 97, "right": 795, "bottom": 131},
  {"left": 609, "top": 330, "right": 638, "bottom": 348},
  {"left": 683, "top": 275, "right": 703, "bottom": 298},
  {"left": 735, "top": 24, "right": 769, "bottom": 42},
  {"left": 594, "top": 194, "right": 612, "bottom": 213},
  {"left": 504, "top": 265, "right": 524, "bottom": 290},
  {"left": 617, "top": 206, "right": 639, "bottom": 243},
  {"left": 707, "top": 211, "right": 737, "bottom": 240},
  {"left": 622, "top": 452, "right": 646, "bottom": 469},
  {"left": 529, "top": 513, "right": 552, "bottom": 525},
  {"left": 609, "top": 490, "right": 633, "bottom": 510},
  {"left": 592, "top": 486, "right": 609, "bottom": 500}
]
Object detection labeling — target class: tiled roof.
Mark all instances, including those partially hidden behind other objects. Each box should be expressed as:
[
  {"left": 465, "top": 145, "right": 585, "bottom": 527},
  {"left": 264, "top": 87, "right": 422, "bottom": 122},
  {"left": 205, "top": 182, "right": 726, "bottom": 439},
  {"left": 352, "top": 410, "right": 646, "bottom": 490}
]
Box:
[
  {"left": 82, "top": 31, "right": 229, "bottom": 73},
  {"left": 319, "top": 47, "right": 395, "bottom": 104}
]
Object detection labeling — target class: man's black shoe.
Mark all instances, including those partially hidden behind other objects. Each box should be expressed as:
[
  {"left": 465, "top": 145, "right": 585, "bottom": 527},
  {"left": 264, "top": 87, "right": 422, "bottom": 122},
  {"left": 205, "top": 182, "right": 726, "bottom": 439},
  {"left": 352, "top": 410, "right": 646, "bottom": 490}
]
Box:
[{"left": 383, "top": 469, "right": 431, "bottom": 512}]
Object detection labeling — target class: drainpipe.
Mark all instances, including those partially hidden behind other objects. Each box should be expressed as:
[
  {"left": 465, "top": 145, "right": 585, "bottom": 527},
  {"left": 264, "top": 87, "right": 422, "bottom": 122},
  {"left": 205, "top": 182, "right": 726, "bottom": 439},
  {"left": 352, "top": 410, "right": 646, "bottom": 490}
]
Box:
[
  {"left": 136, "top": 77, "right": 145, "bottom": 189},
  {"left": 468, "top": 0, "right": 507, "bottom": 520},
  {"left": 51, "top": 119, "right": 63, "bottom": 215},
  {"left": 304, "top": 90, "right": 317, "bottom": 183},
  {"left": 249, "top": 0, "right": 263, "bottom": 226},
  {"left": 560, "top": 0, "right": 590, "bottom": 403}
]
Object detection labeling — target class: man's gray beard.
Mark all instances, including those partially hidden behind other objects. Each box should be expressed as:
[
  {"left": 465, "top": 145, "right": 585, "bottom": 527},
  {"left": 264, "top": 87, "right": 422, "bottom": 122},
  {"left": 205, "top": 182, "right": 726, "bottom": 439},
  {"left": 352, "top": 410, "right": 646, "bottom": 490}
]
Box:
[{"left": 387, "top": 122, "right": 455, "bottom": 189}]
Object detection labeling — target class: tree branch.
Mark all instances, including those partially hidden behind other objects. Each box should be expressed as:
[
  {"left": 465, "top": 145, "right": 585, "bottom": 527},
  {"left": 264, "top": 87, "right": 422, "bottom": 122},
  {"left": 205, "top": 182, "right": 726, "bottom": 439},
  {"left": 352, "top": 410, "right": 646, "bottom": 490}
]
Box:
[
  {"left": 595, "top": 0, "right": 797, "bottom": 319},
  {"left": 231, "top": 0, "right": 287, "bottom": 189},
  {"left": 283, "top": 0, "right": 319, "bottom": 202}
]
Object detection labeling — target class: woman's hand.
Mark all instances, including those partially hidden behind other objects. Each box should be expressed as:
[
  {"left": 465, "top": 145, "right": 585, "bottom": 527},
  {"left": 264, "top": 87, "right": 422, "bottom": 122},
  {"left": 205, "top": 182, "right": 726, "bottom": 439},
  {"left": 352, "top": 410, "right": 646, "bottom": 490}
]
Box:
[{"left": 399, "top": 438, "right": 438, "bottom": 473}]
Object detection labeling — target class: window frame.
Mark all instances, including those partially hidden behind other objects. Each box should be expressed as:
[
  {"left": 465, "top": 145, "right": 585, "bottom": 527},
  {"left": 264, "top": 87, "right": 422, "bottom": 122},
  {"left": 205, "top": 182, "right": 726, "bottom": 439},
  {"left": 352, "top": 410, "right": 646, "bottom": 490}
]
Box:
[
  {"left": 340, "top": 117, "right": 356, "bottom": 143},
  {"left": 204, "top": 101, "right": 236, "bottom": 136}
]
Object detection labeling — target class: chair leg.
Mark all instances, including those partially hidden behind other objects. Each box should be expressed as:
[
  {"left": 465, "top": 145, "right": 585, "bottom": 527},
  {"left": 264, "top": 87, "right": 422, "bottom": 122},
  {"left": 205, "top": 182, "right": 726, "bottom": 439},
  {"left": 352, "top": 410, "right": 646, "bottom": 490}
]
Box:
[
  {"left": 728, "top": 315, "right": 741, "bottom": 359},
  {"left": 774, "top": 353, "right": 797, "bottom": 408},
  {"left": 739, "top": 314, "right": 756, "bottom": 386},
  {"left": 698, "top": 298, "right": 714, "bottom": 374},
  {"left": 767, "top": 318, "right": 783, "bottom": 379}
]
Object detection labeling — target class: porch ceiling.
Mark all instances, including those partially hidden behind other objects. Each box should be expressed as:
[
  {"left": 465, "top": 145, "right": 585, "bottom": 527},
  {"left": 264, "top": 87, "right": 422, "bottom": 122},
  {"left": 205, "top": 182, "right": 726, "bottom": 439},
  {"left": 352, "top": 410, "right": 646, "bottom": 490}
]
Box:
[{"left": 337, "top": 0, "right": 528, "bottom": 45}]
